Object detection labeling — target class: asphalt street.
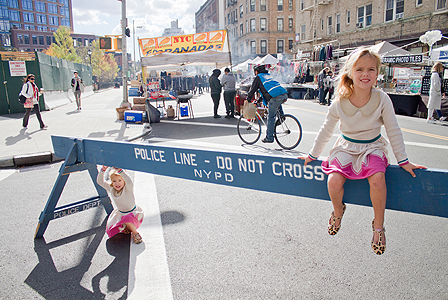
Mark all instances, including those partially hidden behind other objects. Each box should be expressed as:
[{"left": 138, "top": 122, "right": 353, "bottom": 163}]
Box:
[{"left": 1, "top": 87, "right": 447, "bottom": 299}]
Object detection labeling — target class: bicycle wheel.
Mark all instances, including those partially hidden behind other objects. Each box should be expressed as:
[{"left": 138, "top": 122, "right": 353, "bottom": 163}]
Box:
[
  {"left": 274, "top": 114, "right": 302, "bottom": 150},
  {"left": 237, "top": 116, "right": 262, "bottom": 144}
]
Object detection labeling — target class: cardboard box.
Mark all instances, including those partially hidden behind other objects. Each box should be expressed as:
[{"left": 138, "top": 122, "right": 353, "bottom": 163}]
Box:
[
  {"left": 124, "top": 110, "right": 145, "bottom": 123},
  {"left": 133, "top": 97, "right": 146, "bottom": 104},
  {"left": 132, "top": 104, "right": 146, "bottom": 111},
  {"left": 116, "top": 107, "right": 130, "bottom": 120}
]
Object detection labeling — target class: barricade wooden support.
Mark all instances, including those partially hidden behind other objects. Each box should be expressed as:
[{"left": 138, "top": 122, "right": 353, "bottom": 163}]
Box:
[
  {"left": 34, "top": 140, "right": 113, "bottom": 238},
  {"left": 35, "top": 135, "right": 448, "bottom": 238}
]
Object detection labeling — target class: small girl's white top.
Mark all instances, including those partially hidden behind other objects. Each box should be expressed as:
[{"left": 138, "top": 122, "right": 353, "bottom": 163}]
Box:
[
  {"left": 309, "top": 88, "right": 408, "bottom": 164},
  {"left": 97, "top": 168, "right": 136, "bottom": 212}
]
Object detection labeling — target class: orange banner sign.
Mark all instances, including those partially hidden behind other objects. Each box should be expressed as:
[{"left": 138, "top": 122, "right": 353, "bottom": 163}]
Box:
[{"left": 139, "top": 30, "right": 227, "bottom": 57}]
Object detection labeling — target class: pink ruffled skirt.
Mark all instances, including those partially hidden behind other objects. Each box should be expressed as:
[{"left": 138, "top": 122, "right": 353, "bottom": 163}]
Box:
[
  {"left": 106, "top": 206, "right": 144, "bottom": 238},
  {"left": 321, "top": 135, "right": 389, "bottom": 180}
]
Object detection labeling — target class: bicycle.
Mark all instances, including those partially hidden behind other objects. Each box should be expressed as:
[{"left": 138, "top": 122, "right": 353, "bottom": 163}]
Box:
[{"left": 237, "top": 102, "right": 302, "bottom": 150}]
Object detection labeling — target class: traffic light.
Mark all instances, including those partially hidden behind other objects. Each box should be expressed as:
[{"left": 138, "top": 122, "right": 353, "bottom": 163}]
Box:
[
  {"left": 125, "top": 28, "right": 130, "bottom": 37},
  {"left": 99, "top": 37, "right": 111, "bottom": 49}
]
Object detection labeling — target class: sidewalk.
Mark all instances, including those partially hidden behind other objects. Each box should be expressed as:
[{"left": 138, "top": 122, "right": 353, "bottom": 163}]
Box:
[{"left": 0, "top": 88, "right": 156, "bottom": 168}]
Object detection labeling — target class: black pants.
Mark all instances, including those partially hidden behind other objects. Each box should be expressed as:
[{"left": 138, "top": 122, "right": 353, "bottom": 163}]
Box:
[
  {"left": 23, "top": 104, "right": 45, "bottom": 128},
  {"left": 223, "top": 90, "right": 236, "bottom": 116},
  {"left": 211, "top": 93, "right": 221, "bottom": 116}
]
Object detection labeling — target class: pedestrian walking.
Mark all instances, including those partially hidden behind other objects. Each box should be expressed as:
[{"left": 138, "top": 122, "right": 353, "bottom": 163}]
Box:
[
  {"left": 71, "top": 71, "right": 84, "bottom": 111},
  {"left": 21, "top": 74, "right": 46, "bottom": 129},
  {"left": 318, "top": 67, "right": 329, "bottom": 105},
  {"left": 427, "top": 62, "right": 446, "bottom": 123},
  {"left": 221, "top": 68, "right": 237, "bottom": 118},
  {"left": 324, "top": 71, "right": 334, "bottom": 105},
  {"left": 97, "top": 166, "right": 144, "bottom": 244},
  {"left": 299, "top": 47, "right": 426, "bottom": 255},
  {"left": 209, "top": 69, "right": 222, "bottom": 118}
]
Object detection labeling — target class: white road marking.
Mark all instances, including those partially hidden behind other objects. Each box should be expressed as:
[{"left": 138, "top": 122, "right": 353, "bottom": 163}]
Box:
[
  {"left": 404, "top": 141, "right": 448, "bottom": 150},
  {"left": 0, "top": 169, "right": 15, "bottom": 181},
  {"left": 128, "top": 172, "right": 173, "bottom": 300}
]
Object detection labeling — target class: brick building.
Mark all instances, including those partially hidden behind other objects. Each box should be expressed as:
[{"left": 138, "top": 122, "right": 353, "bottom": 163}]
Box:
[
  {"left": 1, "top": 0, "right": 96, "bottom": 52},
  {"left": 296, "top": 0, "right": 448, "bottom": 58},
  {"left": 195, "top": 0, "right": 224, "bottom": 33},
  {"left": 224, "top": 0, "right": 296, "bottom": 63}
]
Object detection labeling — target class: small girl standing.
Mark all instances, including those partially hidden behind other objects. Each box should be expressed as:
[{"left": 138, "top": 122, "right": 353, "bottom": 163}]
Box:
[
  {"left": 97, "top": 166, "right": 144, "bottom": 244},
  {"left": 300, "top": 47, "right": 426, "bottom": 255}
]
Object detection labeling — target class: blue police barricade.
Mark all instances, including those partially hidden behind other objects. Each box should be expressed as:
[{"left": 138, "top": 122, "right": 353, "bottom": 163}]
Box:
[{"left": 34, "top": 135, "right": 448, "bottom": 238}]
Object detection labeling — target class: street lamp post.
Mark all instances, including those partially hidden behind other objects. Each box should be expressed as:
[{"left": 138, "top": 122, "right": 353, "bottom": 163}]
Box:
[
  {"left": 121, "top": 0, "right": 128, "bottom": 106},
  {"left": 87, "top": 49, "right": 92, "bottom": 66}
]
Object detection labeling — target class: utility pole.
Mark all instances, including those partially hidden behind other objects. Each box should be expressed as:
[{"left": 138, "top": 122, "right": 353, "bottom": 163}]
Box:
[{"left": 121, "top": 0, "right": 128, "bottom": 105}]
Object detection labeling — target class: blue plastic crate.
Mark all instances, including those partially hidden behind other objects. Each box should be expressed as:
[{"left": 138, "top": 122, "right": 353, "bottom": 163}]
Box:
[{"left": 124, "top": 110, "right": 144, "bottom": 123}]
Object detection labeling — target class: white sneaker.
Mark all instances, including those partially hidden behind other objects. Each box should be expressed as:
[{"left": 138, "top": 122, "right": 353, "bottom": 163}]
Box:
[
  {"left": 440, "top": 116, "right": 447, "bottom": 122},
  {"left": 427, "top": 118, "right": 436, "bottom": 124}
]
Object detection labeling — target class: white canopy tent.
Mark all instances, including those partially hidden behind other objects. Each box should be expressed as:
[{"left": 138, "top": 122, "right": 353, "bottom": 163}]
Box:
[
  {"left": 257, "top": 54, "right": 279, "bottom": 65},
  {"left": 430, "top": 45, "right": 448, "bottom": 61},
  {"left": 339, "top": 41, "right": 412, "bottom": 63},
  {"left": 233, "top": 58, "right": 253, "bottom": 72}
]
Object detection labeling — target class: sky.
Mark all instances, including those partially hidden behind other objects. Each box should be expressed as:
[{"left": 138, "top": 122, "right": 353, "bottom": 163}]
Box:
[{"left": 72, "top": 0, "right": 205, "bottom": 60}]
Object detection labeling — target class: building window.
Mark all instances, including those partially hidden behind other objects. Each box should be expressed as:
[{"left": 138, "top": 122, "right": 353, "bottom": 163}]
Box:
[
  {"left": 385, "top": 0, "right": 404, "bottom": 21},
  {"left": 0, "top": 20, "right": 10, "bottom": 31},
  {"left": 251, "top": 41, "right": 256, "bottom": 54},
  {"left": 358, "top": 4, "right": 372, "bottom": 27},
  {"left": 300, "top": 0, "right": 304, "bottom": 10},
  {"left": 50, "top": 27, "right": 57, "bottom": 32},
  {"left": 250, "top": 0, "right": 255, "bottom": 11},
  {"left": 261, "top": 40, "right": 267, "bottom": 53},
  {"left": 61, "top": 18, "right": 70, "bottom": 27},
  {"left": 9, "top": 10, "right": 20, "bottom": 21},
  {"left": 240, "top": 23, "right": 243, "bottom": 36},
  {"left": 278, "top": 0, "right": 283, "bottom": 11},
  {"left": 289, "top": 39, "right": 293, "bottom": 50},
  {"left": 36, "top": 14, "right": 46, "bottom": 24},
  {"left": 0, "top": 7, "right": 8, "bottom": 18},
  {"left": 416, "top": 0, "right": 422, "bottom": 5},
  {"left": 46, "top": 35, "right": 52, "bottom": 45},
  {"left": 289, "top": 18, "right": 293, "bottom": 30},
  {"left": 347, "top": 10, "right": 350, "bottom": 23},
  {"left": 10, "top": 22, "right": 21, "bottom": 29},
  {"left": 328, "top": 16, "right": 332, "bottom": 35},
  {"left": 37, "top": 26, "right": 47, "bottom": 31},
  {"left": 260, "top": 0, "right": 266, "bottom": 11},
  {"left": 39, "top": 35, "right": 44, "bottom": 45},
  {"left": 24, "top": 24, "right": 34, "bottom": 30},
  {"left": 260, "top": 18, "right": 266, "bottom": 31},
  {"left": 336, "top": 14, "right": 341, "bottom": 33},
  {"left": 49, "top": 16, "right": 59, "bottom": 26},
  {"left": 48, "top": 3, "right": 58, "bottom": 14},
  {"left": 277, "top": 18, "right": 283, "bottom": 31},
  {"left": 32, "top": 35, "right": 37, "bottom": 45},
  {"left": 277, "top": 40, "right": 284, "bottom": 53},
  {"left": 23, "top": 34, "right": 29, "bottom": 44},
  {"left": 8, "top": 0, "right": 19, "bottom": 8},
  {"left": 246, "top": 20, "right": 248, "bottom": 33},
  {"left": 436, "top": 0, "right": 446, "bottom": 9},
  {"left": 17, "top": 34, "right": 23, "bottom": 44},
  {"left": 301, "top": 24, "right": 306, "bottom": 41},
  {"left": 240, "top": 4, "right": 243, "bottom": 17},
  {"left": 61, "top": 6, "right": 69, "bottom": 18},
  {"left": 21, "top": 0, "right": 32, "bottom": 10},
  {"left": 321, "top": 19, "right": 324, "bottom": 30},
  {"left": 250, "top": 18, "right": 256, "bottom": 32},
  {"left": 59, "top": 0, "right": 69, "bottom": 5},
  {"left": 35, "top": 1, "right": 45, "bottom": 12},
  {"left": 23, "top": 12, "right": 34, "bottom": 23},
  {"left": 1, "top": 34, "right": 11, "bottom": 47}
]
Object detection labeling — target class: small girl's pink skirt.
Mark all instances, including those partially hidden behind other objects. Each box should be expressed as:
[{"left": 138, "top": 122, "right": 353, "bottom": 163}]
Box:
[
  {"left": 106, "top": 206, "right": 144, "bottom": 238},
  {"left": 321, "top": 135, "right": 389, "bottom": 180}
]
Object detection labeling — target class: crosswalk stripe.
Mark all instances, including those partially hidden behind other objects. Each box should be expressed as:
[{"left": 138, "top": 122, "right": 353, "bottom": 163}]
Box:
[{"left": 128, "top": 172, "right": 173, "bottom": 299}]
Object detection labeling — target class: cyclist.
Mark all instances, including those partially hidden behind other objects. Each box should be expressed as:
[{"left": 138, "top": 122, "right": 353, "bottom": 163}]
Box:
[{"left": 245, "top": 65, "right": 288, "bottom": 143}]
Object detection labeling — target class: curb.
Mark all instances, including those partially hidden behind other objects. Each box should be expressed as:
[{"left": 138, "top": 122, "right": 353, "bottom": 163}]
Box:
[{"left": 0, "top": 152, "right": 64, "bottom": 169}]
